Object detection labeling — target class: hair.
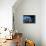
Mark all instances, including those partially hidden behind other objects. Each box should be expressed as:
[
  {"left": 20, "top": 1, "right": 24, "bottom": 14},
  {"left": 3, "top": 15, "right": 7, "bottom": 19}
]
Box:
[{"left": 34, "top": 43, "right": 35, "bottom": 46}]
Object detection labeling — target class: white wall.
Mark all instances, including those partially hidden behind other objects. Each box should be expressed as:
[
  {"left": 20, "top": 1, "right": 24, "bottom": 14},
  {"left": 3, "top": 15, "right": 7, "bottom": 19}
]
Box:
[
  {"left": 13, "top": 0, "right": 46, "bottom": 46},
  {"left": 41, "top": 0, "right": 46, "bottom": 46},
  {"left": 13, "top": 0, "right": 41, "bottom": 46},
  {"left": 0, "top": 0, "right": 16, "bottom": 29},
  {"left": 0, "top": 0, "right": 46, "bottom": 46}
]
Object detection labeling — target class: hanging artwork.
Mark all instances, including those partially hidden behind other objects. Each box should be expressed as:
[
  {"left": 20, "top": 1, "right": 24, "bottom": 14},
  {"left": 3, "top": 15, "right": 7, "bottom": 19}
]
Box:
[{"left": 23, "top": 15, "right": 35, "bottom": 23}]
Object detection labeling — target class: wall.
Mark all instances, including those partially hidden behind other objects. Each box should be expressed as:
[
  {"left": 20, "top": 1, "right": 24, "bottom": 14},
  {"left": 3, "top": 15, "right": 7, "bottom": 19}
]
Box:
[
  {"left": 0, "top": 0, "right": 16, "bottom": 29},
  {"left": 13, "top": 0, "right": 41, "bottom": 46},
  {"left": 0, "top": 0, "right": 46, "bottom": 46},
  {"left": 41, "top": 0, "right": 46, "bottom": 46}
]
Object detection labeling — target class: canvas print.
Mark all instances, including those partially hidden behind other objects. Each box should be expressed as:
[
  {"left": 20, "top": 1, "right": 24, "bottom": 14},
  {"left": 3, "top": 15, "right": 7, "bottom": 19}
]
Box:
[{"left": 23, "top": 15, "right": 35, "bottom": 23}]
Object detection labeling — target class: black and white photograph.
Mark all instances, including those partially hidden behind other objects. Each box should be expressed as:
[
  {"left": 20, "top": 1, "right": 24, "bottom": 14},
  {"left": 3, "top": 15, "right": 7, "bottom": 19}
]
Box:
[{"left": 23, "top": 15, "right": 35, "bottom": 23}]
